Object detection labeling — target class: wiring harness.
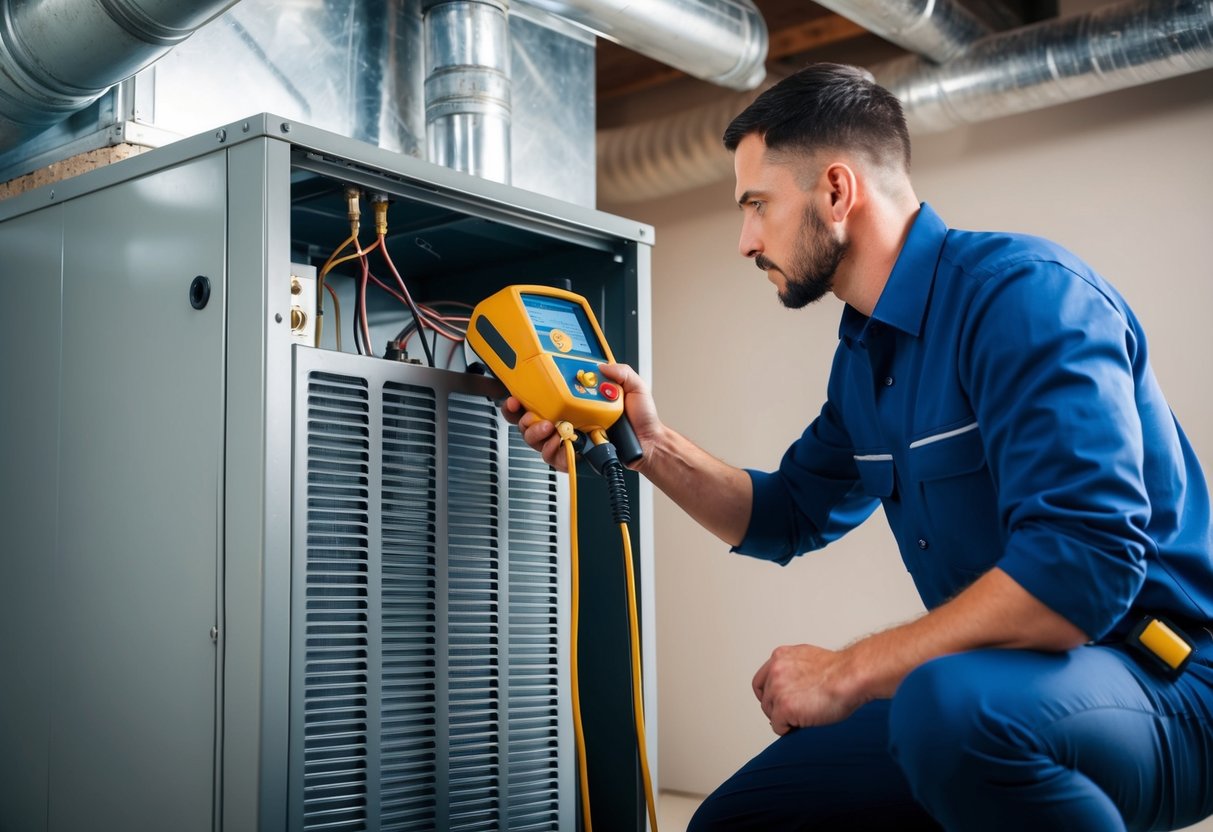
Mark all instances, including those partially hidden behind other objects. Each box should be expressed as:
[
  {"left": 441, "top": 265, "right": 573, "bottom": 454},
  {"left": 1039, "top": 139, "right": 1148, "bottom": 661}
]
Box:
[{"left": 315, "top": 188, "right": 471, "bottom": 367}]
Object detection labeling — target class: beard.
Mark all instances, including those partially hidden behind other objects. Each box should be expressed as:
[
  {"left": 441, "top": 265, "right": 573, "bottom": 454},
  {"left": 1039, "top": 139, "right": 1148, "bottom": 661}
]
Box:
[{"left": 756, "top": 204, "right": 849, "bottom": 309}]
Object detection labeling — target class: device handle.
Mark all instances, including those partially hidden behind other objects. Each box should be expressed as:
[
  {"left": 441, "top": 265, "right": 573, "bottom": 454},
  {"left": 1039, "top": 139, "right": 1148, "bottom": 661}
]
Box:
[{"left": 607, "top": 414, "right": 644, "bottom": 466}]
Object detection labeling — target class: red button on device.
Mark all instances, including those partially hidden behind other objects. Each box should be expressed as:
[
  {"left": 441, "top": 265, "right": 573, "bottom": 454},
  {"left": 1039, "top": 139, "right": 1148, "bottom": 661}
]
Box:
[{"left": 599, "top": 382, "right": 620, "bottom": 401}]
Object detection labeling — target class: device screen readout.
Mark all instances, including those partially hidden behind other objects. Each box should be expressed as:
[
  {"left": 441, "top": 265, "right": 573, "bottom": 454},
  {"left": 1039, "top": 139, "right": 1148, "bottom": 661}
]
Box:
[{"left": 522, "top": 294, "right": 606, "bottom": 360}]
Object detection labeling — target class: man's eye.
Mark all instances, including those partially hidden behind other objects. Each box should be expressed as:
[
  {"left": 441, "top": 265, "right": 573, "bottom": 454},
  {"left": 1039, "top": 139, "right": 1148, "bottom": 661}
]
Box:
[{"left": 750, "top": 201, "right": 764, "bottom": 212}]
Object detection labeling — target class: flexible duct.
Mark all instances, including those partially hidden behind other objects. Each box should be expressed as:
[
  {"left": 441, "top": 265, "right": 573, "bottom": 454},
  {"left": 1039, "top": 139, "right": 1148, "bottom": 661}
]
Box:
[
  {"left": 597, "top": 0, "right": 1213, "bottom": 204},
  {"left": 521, "top": 0, "right": 768, "bottom": 90},
  {"left": 0, "top": 0, "right": 243, "bottom": 152},
  {"left": 812, "top": 0, "right": 994, "bottom": 63},
  {"left": 597, "top": 89, "right": 760, "bottom": 204},
  {"left": 877, "top": 0, "right": 1213, "bottom": 133}
]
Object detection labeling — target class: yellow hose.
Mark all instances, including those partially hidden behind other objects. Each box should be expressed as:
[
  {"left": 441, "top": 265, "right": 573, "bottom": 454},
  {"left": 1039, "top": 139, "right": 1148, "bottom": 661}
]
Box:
[
  {"left": 563, "top": 437, "right": 593, "bottom": 832},
  {"left": 620, "top": 522, "right": 659, "bottom": 832},
  {"left": 561, "top": 428, "right": 659, "bottom": 831}
]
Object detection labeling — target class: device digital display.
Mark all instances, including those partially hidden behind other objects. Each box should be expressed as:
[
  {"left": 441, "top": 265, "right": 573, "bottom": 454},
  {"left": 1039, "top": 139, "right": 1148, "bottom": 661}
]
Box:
[{"left": 522, "top": 293, "right": 606, "bottom": 360}]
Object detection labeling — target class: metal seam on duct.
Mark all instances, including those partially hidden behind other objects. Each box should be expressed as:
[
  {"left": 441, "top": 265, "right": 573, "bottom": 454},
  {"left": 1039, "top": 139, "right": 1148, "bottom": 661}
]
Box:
[
  {"left": 98, "top": 0, "right": 195, "bottom": 46},
  {"left": 812, "top": 0, "right": 994, "bottom": 63}
]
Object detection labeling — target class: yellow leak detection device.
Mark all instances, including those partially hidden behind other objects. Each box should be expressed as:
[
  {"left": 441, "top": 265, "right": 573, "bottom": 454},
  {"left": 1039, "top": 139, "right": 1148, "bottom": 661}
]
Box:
[{"left": 467, "top": 285, "right": 641, "bottom": 462}]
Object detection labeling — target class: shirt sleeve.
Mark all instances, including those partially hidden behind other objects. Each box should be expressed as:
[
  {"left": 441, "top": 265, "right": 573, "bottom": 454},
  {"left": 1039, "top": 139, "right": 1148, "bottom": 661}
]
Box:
[
  {"left": 733, "top": 365, "right": 880, "bottom": 565},
  {"left": 960, "top": 260, "right": 1151, "bottom": 640}
]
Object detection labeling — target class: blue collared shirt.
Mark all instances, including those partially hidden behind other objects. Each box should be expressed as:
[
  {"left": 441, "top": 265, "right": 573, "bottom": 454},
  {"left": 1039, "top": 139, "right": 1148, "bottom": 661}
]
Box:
[{"left": 736, "top": 203, "right": 1213, "bottom": 641}]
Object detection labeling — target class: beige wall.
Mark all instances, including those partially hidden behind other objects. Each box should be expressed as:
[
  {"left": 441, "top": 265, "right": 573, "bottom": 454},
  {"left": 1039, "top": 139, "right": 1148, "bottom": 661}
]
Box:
[{"left": 603, "top": 65, "right": 1213, "bottom": 805}]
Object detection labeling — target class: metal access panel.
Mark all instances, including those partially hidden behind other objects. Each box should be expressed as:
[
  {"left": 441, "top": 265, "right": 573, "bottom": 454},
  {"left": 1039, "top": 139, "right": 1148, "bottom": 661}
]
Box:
[
  {"left": 0, "top": 151, "right": 225, "bottom": 831},
  {"left": 290, "top": 346, "right": 572, "bottom": 830}
]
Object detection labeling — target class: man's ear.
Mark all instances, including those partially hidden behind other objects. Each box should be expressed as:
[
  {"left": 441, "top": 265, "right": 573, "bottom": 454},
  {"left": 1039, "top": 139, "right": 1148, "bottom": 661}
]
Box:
[{"left": 823, "top": 162, "right": 857, "bottom": 222}]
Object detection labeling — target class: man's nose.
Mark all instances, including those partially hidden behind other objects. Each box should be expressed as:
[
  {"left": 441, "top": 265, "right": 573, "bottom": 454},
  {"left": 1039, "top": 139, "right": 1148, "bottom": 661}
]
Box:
[{"left": 738, "top": 218, "right": 760, "bottom": 259}]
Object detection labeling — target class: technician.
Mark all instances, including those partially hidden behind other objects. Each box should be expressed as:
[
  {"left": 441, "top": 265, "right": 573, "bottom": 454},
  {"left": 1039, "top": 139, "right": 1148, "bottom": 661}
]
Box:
[{"left": 507, "top": 63, "right": 1213, "bottom": 830}]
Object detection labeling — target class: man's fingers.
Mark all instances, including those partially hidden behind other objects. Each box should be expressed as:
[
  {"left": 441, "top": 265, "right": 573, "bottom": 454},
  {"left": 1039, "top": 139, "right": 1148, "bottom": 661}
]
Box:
[
  {"left": 502, "top": 397, "right": 524, "bottom": 426},
  {"left": 598, "top": 362, "right": 643, "bottom": 393},
  {"left": 752, "top": 657, "right": 771, "bottom": 702}
]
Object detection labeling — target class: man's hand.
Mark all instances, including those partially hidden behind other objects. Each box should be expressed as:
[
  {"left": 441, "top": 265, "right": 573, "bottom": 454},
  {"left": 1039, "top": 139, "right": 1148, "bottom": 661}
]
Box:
[
  {"left": 502, "top": 362, "right": 663, "bottom": 473},
  {"left": 752, "top": 644, "right": 866, "bottom": 735},
  {"left": 749, "top": 569, "right": 1090, "bottom": 736}
]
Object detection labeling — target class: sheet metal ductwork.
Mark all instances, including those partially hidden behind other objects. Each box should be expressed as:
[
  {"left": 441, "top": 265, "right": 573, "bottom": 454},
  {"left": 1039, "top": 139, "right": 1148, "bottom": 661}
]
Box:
[
  {"left": 523, "top": 0, "right": 768, "bottom": 90},
  {"left": 428, "top": 0, "right": 768, "bottom": 189},
  {"left": 877, "top": 0, "right": 1213, "bottom": 133},
  {"left": 597, "top": 0, "right": 1213, "bottom": 205},
  {"left": 424, "top": 0, "right": 513, "bottom": 183},
  {"left": 0, "top": 0, "right": 242, "bottom": 151},
  {"left": 812, "top": 0, "right": 995, "bottom": 63}
]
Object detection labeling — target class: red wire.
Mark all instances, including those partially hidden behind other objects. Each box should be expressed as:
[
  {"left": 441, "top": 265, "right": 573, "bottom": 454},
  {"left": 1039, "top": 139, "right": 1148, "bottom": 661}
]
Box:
[{"left": 355, "top": 238, "right": 380, "bottom": 356}]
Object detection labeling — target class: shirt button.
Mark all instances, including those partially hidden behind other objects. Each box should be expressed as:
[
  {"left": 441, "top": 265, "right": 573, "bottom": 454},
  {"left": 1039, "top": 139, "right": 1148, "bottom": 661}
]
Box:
[
  {"left": 917, "top": 538, "right": 929, "bottom": 550},
  {"left": 884, "top": 376, "right": 895, "bottom": 387}
]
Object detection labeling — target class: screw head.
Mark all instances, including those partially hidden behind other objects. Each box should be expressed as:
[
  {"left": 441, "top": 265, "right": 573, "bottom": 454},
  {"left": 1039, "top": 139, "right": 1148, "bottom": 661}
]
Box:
[{"left": 215, "top": 128, "right": 227, "bottom": 142}]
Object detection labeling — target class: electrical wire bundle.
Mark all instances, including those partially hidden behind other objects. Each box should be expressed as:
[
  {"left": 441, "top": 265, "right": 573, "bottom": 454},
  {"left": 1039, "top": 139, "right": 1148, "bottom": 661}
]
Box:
[
  {"left": 393, "top": 300, "right": 473, "bottom": 370},
  {"left": 316, "top": 187, "right": 470, "bottom": 367}
]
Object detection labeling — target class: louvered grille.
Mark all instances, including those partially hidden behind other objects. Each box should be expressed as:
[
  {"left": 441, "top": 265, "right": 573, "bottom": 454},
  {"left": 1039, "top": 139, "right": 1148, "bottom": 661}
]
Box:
[
  {"left": 292, "top": 350, "right": 570, "bottom": 832},
  {"left": 380, "top": 382, "right": 439, "bottom": 831},
  {"left": 505, "top": 429, "right": 562, "bottom": 831},
  {"left": 447, "top": 394, "right": 501, "bottom": 832},
  {"left": 303, "top": 372, "right": 371, "bottom": 831}
]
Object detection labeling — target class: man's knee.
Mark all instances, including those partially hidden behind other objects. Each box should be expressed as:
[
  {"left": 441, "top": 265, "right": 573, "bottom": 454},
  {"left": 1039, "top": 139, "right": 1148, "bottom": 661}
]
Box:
[
  {"left": 888, "top": 651, "right": 1039, "bottom": 793},
  {"left": 686, "top": 792, "right": 731, "bottom": 832}
]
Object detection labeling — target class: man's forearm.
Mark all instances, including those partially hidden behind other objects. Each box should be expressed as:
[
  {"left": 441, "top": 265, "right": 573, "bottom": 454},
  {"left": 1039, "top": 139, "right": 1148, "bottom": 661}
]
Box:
[
  {"left": 755, "top": 567, "right": 1092, "bottom": 733},
  {"left": 639, "top": 425, "right": 753, "bottom": 548},
  {"left": 841, "top": 567, "right": 1090, "bottom": 701}
]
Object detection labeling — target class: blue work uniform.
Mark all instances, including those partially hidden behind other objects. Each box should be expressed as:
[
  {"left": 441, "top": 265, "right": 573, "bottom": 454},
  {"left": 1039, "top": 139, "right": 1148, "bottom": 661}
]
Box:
[{"left": 690, "top": 204, "right": 1213, "bottom": 832}]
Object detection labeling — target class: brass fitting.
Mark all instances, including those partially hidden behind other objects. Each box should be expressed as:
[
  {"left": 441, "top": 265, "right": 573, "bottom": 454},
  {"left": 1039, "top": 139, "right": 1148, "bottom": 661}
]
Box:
[
  {"left": 344, "top": 186, "right": 362, "bottom": 236},
  {"left": 371, "top": 193, "right": 389, "bottom": 237}
]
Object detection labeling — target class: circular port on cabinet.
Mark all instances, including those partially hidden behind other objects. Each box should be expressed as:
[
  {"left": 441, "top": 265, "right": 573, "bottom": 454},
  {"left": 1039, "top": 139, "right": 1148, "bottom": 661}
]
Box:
[{"left": 190, "top": 276, "right": 211, "bottom": 310}]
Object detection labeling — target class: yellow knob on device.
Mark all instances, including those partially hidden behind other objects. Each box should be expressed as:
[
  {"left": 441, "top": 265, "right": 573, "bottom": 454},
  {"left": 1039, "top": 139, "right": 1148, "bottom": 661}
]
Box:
[{"left": 577, "top": 369, "right": 598, "bottom": 388}]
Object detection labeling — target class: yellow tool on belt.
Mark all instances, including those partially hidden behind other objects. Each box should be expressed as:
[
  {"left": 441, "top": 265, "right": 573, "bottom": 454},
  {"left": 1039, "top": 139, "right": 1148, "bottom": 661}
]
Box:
[
  {"left": 467, "top": 285, "right": 656, "bottom": 832},
  {"left": 1128, "top": 616, "right": 1196, "bottom": 678}
]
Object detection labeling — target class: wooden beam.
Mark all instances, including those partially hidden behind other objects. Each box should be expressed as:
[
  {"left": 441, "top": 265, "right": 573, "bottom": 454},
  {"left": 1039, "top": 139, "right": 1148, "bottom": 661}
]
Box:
[
  {"left": 596, "top": 13, "right": 869, "bottom": 101},
  {"left": 768, "top": 14, "right": 868, "bottom": 61}
]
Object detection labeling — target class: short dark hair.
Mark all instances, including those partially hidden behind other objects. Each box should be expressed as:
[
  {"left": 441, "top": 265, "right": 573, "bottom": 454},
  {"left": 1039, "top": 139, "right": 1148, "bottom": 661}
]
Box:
[{"left": 723, "top": 63, "right": 911, "bottom": 172}]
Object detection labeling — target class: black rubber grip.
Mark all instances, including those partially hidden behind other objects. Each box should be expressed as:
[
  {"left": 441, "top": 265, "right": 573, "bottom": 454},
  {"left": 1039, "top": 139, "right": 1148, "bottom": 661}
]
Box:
[
  {"left": 474, "top": 315, "right": 516, "bottom": 370},
  {"left": 607, "top": 414, "right": 644, "bottom": 466}
]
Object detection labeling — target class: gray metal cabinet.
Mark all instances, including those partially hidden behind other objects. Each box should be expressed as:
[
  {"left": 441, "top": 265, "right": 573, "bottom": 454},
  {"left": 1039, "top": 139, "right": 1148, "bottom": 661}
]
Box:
[{"left": 0, "top": 115, "right": 654, "bottom": 832}]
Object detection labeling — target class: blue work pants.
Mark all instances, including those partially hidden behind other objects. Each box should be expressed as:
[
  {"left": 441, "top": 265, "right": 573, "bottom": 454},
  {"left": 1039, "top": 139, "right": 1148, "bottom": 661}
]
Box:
[{"left": 688, "top": 641, "right": 1213, "bottom": 831}]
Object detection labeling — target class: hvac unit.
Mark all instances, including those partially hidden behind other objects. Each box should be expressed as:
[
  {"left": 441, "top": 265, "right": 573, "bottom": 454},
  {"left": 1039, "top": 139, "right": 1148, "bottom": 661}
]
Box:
[{"left": 0, "top": 115, "right": 654, "bottom": 831}]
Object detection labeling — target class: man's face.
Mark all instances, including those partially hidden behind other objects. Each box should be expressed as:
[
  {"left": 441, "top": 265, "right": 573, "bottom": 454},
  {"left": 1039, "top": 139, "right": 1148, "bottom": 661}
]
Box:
[{"left": 733, "top": 133, "right": 848, "bottom": 308}]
